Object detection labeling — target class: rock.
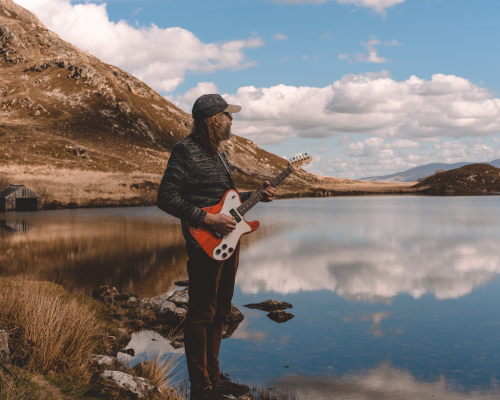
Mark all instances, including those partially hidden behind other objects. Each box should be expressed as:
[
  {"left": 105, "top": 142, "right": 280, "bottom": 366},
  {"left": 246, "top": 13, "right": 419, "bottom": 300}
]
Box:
[
  {"left": 171, "top": 340, "right": 184, "bottom": 349},
  {"left": 155, "top": 301, "right": 187, "bottom": 322},
  {"left": 226, "top": 303, "right": 244, "bottom": 323},
  {"left": 115, "top": 293, "right": 130, "bottom": 301},
  {"left": 8, "top": 139, "right": 15, "bottom": 143},
  {"left": 89, "top": 354, "right": 125, "bottom": 373},
  {"left": 119, "top": 348, "right": 135, "bottom": 357},
  {"left": 121, "top": 296, "right": 139, "bottom": 309},
  {"left": 90, "top": 370, "right": 161, "bottom": 399},
  {"left": 174, "top": 279, "right": 189, "bottom": 287},
  {"left": 267, "top": 311, "right": 294, "bottom": 323},
  {"left": 168, "top": 288, "right": 189, "bottom": 309},
  {"left": 0, "top": 330, "right": 10, "bottom": 362},
  {"left": 243, "top": 300, "right": 293, "bottom": 312}
]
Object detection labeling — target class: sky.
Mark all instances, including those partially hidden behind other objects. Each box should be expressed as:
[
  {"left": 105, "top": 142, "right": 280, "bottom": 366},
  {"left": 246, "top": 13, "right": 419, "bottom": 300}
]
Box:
[{"left": 16, "top": 0, "right": 500, "bottom": 179}]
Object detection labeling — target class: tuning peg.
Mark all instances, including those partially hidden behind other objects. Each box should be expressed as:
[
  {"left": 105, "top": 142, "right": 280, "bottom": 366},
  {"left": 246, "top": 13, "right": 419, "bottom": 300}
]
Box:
[{"left": 305, "top": 153, "right": 308, "bottom": 156}]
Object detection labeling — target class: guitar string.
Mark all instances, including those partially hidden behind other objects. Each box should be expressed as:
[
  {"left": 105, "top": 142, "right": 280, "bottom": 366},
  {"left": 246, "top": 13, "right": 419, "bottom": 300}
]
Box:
[{"left": 237, "top": 165, "right": 295, "bottom": 216}]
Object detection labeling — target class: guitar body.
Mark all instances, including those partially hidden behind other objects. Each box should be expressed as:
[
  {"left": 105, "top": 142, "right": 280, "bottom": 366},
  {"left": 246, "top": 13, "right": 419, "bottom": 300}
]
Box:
[{"left": 188, "top": 189, "right": 260, "bottom": 261}]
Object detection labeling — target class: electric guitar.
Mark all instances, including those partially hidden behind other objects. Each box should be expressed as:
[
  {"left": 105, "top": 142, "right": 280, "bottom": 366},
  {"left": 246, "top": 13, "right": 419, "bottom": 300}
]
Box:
[{"left": 188, "top": 153, "right": 312, "bottom": 261}]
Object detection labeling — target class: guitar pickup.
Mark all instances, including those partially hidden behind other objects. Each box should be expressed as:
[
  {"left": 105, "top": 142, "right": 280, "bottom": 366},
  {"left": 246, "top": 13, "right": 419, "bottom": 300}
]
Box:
[{"left": 229, "top": 209, "right": 241, "bottom": 223}]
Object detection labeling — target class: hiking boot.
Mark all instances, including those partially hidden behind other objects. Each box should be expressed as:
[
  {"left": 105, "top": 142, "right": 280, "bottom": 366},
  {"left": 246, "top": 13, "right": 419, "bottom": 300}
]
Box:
[
  {"left": 190, "top": 385, "right": 215, "bottom": 400},
  {"left": 212, "top": 373, "right": 250, "bottom": 396}
]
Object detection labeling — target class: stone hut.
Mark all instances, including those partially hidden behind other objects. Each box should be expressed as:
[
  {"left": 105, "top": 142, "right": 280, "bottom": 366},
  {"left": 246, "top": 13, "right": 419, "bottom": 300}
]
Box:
[{"left": 0, "top": 185, "right": 43, "bottom": 212}]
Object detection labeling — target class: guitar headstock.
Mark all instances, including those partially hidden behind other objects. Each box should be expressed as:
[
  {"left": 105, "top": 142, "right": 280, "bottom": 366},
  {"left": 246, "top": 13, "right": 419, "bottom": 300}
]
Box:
[{"left": 288, "top": 153, "right": 312, "bottom": 171}]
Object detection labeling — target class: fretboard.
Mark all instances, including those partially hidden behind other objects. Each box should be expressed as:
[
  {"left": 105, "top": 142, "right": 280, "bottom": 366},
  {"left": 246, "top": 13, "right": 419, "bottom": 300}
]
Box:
[{"left": 237, "top": 165, "right": 294, "bottom": 216}]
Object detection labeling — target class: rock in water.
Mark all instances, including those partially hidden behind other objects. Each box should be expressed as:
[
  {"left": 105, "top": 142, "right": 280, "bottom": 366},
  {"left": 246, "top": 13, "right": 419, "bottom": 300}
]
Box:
[
  {"left": 91, "top": 370, "right": 161, "bottom": 398},
  {"left": 0, "top": 330, "right": 10, "bottom": 362},
  {"left": 226, "top": 302, "right": 244, "bottom": 323},
  {"left": 267, "top": 311, "right": 294, "bottom": 323},
  {"left": 243, "top": 299, "right": 293, "bottom": 312}
]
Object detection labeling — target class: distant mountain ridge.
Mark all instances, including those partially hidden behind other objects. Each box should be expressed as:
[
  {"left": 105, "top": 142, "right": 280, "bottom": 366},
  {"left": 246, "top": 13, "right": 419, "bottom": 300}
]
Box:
[{"left": 359, "top": 160, "right": 500, "bottom": 182}]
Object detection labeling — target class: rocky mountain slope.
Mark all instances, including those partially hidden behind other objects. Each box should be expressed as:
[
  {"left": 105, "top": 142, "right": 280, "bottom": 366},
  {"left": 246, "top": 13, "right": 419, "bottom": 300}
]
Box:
[
  {"left": 414, "top": 164, "right": 500, "bottom": 194},
  {"left": 0, "top": 0, "right": 368, "bottom": 208}
]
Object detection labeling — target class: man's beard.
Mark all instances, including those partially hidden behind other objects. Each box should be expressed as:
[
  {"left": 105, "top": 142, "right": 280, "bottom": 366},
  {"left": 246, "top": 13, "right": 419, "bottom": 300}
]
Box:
[{"left": 220, "top": 117, "right": 232, "bottom": 141}]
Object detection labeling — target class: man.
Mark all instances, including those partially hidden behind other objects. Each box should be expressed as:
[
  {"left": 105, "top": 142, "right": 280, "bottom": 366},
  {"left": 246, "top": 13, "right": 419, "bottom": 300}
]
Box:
[{"left": 157, "top": 94, "right": 276, "bottom": 400}]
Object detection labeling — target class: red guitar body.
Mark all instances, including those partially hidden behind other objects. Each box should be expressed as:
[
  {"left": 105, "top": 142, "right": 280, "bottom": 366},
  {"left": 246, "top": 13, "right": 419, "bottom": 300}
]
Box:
[{"left": 188, "top": 189, "right": 259, "bottom": 261}]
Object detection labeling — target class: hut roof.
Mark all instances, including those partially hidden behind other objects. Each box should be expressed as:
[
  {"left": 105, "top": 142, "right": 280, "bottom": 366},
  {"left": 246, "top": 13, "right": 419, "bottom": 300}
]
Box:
[{"left": 0, "top": 185, "right": 42, "bottom": 198}]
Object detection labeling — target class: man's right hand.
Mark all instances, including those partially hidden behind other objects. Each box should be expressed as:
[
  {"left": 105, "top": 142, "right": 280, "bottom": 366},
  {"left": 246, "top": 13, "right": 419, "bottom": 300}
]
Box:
[{"left": 203, "top": 213, "right": 237, "bottom": 235}]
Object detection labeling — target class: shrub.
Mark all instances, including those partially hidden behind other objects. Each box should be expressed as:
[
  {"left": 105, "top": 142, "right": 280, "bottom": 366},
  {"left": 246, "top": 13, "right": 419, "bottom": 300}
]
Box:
[{"left": 0, "top": 278, "right": 102, "bottom": 383}]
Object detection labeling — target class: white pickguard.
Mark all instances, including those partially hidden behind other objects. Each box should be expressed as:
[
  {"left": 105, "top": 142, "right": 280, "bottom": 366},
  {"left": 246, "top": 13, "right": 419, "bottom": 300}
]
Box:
[{"left": 213, "top": 189, "right": 252, "bottom": 261}]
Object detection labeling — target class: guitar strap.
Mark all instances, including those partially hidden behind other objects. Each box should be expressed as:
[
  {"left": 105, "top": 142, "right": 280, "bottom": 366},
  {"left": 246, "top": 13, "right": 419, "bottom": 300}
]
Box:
[{"left": 218, "top": 153, "right": 236, "bottom": 189}]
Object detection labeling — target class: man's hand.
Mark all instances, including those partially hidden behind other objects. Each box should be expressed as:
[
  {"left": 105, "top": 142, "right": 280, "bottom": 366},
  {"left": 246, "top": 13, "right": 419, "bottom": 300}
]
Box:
[
  {"left": 203, "top": 213, "right": 237, "bottom": 235},
  {"left": 257, "top": 180, "right": 276, "bottom": 202}
]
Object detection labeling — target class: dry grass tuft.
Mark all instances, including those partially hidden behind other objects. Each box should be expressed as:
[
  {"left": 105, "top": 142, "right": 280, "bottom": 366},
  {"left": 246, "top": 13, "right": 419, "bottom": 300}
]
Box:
[
  {"left": 0, "top": 277, "right": 102, "bottom": 383},
  {"left": 127, "top": 349, "right": 184, "bottom": 400}
]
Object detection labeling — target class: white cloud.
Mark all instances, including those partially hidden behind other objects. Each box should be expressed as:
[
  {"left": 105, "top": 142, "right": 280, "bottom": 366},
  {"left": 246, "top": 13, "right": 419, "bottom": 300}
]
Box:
[
  {"left": 339, "top": 135, "right": 351, "bottom": 145},
  {"left": 216, "top": 72, "right": 500, "bottom": 147},
  {"left": 302, "top": 54, "right": 309, "bottom": 60},
  {"left": 384, "top": 38, "right": 401, "bottom": 46},
  {"left": 319, "top": 148, "right": 331, "bottom": 153},
  {"left": 270, "top": 0, "right": 406, "bottom": 16},
  {"left": 274, "top": 33, "right": 288, "bottom": 41},
  {"left": 16, "top": 0, "right": 263, "bottom": 92},
  {"left": 493, "top": 137, "right": 500, "bottom": 142},
  {"left": 131, "top": 7, "right": 142, "bottom": 17},
  {"left": 340, "top": 36, "right": 400, "bottom": 64},
  {"left": 166, "top": 81, "right": 219, "bottom": 112}
]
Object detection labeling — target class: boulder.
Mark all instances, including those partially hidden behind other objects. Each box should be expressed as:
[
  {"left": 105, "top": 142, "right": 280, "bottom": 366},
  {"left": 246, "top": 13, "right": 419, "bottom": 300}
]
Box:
[
  {"left": 155, "top": 301, "right": 186, "bottom": 323},
  {"left": 121, "top": 296, "right": 139, "bottom": 309},
  {"left": 226, "top": 303, "right": 244, "bottom": 323},
  {"left": 91, "top": 370, "right": 161, "bottom": 399},
  {"left": 89, "top": 354, "right": 125, "bottom": 373},
  {"left": 135, "top": 288, "right": 243, "bottom": 326},
  {"left": 0, "top": 330, "right": 10, "bottom": 362},
  {"left": 168, "top": 288, "right": 189, "bottom": 309},
  {"left": 267, "top": 311, "right": 294, "bottom": 323},
  {"left": 243, "top": 300, "right": 293, "bottom": 312}
]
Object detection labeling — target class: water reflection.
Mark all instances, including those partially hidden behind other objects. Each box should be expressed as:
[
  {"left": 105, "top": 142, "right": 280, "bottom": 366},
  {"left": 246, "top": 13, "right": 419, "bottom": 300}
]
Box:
[
  {"left": 277, "top": 364, "right": 500, "bottom": 400},
  {"left": 238, "top": 197, "right": 500, "bottom": 301},
  {"left": 0, "top": 208, "right": 188, "bottom": 296}
]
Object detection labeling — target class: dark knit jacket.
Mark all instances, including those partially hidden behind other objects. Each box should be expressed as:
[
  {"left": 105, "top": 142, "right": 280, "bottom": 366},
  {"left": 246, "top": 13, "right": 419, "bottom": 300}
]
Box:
[{"left": 157, "top": 133, "right": 252, "bottom": 239}]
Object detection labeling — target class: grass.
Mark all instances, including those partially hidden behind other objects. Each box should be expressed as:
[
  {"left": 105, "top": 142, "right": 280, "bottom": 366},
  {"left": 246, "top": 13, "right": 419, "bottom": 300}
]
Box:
[
  {"left": 0, "top": 276, "right": 301, "bottom": 399},
  {"left": 0, "top": 277, "right": 101, "bottom": 383}
]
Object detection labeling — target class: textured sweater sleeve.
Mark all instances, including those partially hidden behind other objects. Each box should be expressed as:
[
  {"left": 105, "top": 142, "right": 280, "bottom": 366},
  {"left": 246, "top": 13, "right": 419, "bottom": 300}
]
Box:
[{"left": 157, "top": 146, "right": 207, "bottom": 227}]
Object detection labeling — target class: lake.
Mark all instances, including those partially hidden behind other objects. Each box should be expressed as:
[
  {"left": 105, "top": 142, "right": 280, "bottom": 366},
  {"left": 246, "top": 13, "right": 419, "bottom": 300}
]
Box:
[{"left": 1, "top": 196, "right": 500, "bottom": 399}]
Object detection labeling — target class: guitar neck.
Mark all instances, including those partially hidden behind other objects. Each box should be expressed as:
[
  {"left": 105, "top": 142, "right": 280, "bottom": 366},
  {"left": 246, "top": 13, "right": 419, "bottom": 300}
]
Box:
[{"left": 236, "top": 165, "right": 295, "bottom": 216}]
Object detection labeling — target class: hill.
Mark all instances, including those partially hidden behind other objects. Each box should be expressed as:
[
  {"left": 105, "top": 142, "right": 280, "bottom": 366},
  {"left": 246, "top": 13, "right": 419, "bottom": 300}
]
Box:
[
  {"left": 359, "top": 160, "right": 500, "bottom": 183},
  {"left": 413, "top": 164, "right": 500, "bottom": 194},
  {"left": 1, "top": 0, "right": 372, "bottom": 208}
]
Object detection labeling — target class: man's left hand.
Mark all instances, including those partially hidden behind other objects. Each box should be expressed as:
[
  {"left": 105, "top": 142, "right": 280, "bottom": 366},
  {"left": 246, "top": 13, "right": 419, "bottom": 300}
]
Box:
[{"left": 256, "top": 181, "right": 276, "bottom": 202}]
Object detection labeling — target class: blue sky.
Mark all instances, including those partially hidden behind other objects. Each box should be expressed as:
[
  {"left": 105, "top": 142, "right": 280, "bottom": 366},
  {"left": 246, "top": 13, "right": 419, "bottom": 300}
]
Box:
[{"left": 18, "top": 0, "right": 500, "bottom": 178}]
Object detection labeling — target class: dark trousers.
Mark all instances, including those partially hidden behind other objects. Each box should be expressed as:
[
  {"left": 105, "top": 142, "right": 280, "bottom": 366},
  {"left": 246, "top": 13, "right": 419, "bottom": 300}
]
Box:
[{"left": 184, "top": 240, "right": 240, "bottom": 390}]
